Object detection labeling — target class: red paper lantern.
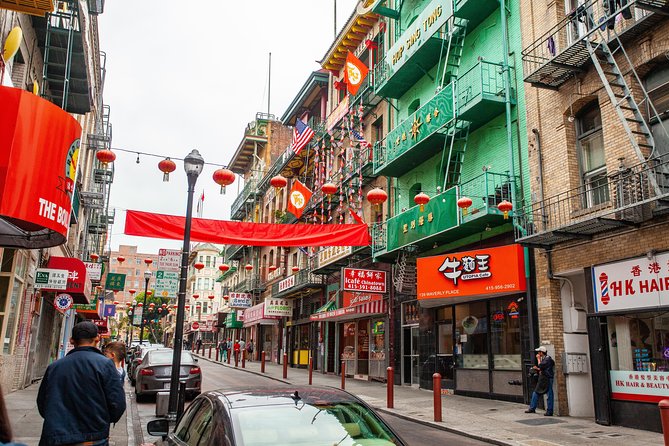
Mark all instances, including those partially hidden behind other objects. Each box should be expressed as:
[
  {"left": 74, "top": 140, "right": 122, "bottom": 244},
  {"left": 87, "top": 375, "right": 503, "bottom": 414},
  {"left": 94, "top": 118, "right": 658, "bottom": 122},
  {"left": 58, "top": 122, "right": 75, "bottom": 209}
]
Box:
[
  {"left": 457, "top": 196, "right": 473, "bottom": 216},
  {"left": 173, "top": 304, "right": 178, "bottom": 309},
  {"left": 144, "top": 258, "right": 153, "bottom": 266},
  {"left": 208, "top": 295, "right": 215, "bottom": 300},
  {"left": 113, "top": 301, "right": 119, "bottom": 305},
  {"left": 95, "top": 285, "right": 102, "bottom": 292},
  {"left": 194, "top": 262, "right": 205, "bottom": 271},
  {"left": 185, "top": 305, "right": 190, "bottom": 310},
  {"left": 497, "top": 200, "right": 513, "bottom": 219},
  {"left": 116, "top": 255, "right": 125, "bottom": 264},
  {"left": 90, "top": 253, "right": 99, "bottom": 262},
  {"left": 149, "top": 302, "right": 155, "bottom": 307},
  {"left": 245, "top": 263, "right": 253, "bottom": 272},
  {"left": 291, "top": 266, "right": 300, "bottom": 273},
  {"left": 147, "top": 290, "right": 153, "bottom": 296},
  {"left": 270, "top": 175, "right": 288, "bottom": 190},
  {"left": 157, "top": 308, "right": 162, "bottom": 313},
  {"left": 158, "top": 158, "right": 177, "bottom": 182},
  {"left": 414, "top": 192, "right": 430, "bottom": 212},
  {"left": 322, "top": 182, "right": 337, "bottom": 196},
  {"left": 367, "top": 188, "right": 388, "bottom": 208},
  {"left": 128, "top": 289, "right": 136, "bottom": 295},
  {"left": 126, "top": 302, "right": 132, "bottom": 307},
  {"left": 96, "top": 149, "right": 116, "bottom": 166},
  {"left": 219, "top": 263, "right": 230, "bottom": 273},
  {"left": 192, "top": 294, "right": 199, "bottom": 299},
  {"left": 162, "top": 303, "right": 167, "bottom": 308},
  {"left": 268, "top": 265, "right": 277, "bottom": 272},
  {"left": 137, "top": 302, "right": 143, "bottom": 307},
  {"left": 213, "top": 168, "right": 235, "bottom": 194},
  {"left": 113, "top": 290, "right": 119, "bottom": 295},
  {"left": 223, "top": 295, "right": 229, "bottom": 301}
]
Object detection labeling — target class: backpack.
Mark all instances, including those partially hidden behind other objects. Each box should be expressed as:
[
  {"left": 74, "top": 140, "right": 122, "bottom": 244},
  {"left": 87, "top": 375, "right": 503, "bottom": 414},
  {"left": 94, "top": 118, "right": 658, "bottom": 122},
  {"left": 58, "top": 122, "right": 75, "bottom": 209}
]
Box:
[{"left": 247, "top": 343, "right": 254, "bottom": 353}]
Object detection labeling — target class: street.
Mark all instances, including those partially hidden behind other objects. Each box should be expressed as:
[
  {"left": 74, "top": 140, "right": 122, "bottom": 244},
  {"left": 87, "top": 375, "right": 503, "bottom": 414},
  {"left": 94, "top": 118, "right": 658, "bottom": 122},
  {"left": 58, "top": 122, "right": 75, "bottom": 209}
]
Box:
[{"left": 135, "top": 358, "right": 489, "bottom": 445}]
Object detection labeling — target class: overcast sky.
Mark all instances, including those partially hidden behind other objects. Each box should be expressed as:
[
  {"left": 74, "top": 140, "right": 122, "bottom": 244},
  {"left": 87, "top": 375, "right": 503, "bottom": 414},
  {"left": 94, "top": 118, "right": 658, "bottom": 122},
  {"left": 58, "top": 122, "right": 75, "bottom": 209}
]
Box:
[{"left": 100, "top": 0, "right": 358, "bottom": 255}]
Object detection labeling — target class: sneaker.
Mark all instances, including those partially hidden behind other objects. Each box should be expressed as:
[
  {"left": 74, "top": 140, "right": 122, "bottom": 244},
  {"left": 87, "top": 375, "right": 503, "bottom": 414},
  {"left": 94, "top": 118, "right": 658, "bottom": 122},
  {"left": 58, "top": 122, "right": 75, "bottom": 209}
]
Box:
[
  {"left": 544, "top": 412, "right": 553, "bottom": 416},
  {"left": 524, "top": 409, "right": 536, "bottom": 413}
]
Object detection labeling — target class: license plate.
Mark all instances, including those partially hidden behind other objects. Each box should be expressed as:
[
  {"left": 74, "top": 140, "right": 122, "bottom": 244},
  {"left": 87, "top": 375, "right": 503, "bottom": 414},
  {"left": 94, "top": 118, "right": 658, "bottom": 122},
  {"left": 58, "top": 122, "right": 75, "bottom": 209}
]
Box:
[{"left": 164, "top": 383, "right": 170, "bottom": 390}]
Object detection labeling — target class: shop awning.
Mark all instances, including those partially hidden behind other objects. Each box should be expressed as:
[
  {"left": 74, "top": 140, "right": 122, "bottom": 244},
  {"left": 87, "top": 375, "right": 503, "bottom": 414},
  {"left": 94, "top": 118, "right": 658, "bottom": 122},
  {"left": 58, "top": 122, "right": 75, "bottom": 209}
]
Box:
[
  {"left": 314, "top": 298, "right": 337, "bottom": 314},
  {"left": 310, "top": 299, "right": 388, "bottom": 322},
  {"left": 243, "top": 302, "right": 279, "bottom": 328},
  {"left": 44, "top": 256, "right": 92, "bottom": 304},
  {"left": 225, "top": 310, "right": 244, "bottom": 329}
]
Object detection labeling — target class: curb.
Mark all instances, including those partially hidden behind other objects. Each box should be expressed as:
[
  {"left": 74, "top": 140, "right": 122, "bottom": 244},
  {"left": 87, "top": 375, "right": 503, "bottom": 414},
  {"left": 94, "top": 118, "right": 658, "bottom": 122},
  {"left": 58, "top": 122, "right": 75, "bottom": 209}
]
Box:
[{"left": 196, "top": 353, "right": 507, "bottom": 445}]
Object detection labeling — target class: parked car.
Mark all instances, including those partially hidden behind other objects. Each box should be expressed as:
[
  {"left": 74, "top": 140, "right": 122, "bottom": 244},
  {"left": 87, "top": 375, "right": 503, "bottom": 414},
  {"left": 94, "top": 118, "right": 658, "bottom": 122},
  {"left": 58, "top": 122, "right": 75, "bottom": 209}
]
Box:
[
  {"left": 129, "top": 344, "right": 162, "bottom": 385},
  {"left": 146, "top": 386, "right": 407, "bottom": 445},
  {"left": 135, "top": 349, "right": 201, "bottom": 402}
]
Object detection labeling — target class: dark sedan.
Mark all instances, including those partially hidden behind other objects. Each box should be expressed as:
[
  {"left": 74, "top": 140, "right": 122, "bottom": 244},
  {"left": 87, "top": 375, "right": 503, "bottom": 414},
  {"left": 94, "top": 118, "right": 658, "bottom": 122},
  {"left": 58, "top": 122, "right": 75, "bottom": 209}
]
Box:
[
  {"left": 135, "top": 349, "right": 201, "bottom": 401},
  {"left": 147, "top": 386, "right": 407, "bottom": 446}
]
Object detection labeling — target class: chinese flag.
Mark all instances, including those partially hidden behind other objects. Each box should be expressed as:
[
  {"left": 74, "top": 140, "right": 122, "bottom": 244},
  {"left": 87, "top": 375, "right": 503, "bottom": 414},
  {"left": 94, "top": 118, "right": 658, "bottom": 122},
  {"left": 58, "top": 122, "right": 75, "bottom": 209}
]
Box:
[
  {"left": 344, "top": 51, "right": 369, "bottom": 96},
  {"left": 286, "top": 180, "right": 313, "bottom": 219}
]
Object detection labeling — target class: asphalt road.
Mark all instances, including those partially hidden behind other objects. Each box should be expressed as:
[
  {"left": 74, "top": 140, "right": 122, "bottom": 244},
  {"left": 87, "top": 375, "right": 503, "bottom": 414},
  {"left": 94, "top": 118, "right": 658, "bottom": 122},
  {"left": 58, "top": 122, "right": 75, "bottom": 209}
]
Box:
[{"left": 136, "top": 357, "right": 489, "bottom": 445}]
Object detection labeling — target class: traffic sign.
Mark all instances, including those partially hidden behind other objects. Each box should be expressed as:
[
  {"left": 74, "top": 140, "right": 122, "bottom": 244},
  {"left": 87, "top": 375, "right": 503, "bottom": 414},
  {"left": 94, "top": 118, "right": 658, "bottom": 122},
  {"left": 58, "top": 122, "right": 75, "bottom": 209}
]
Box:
[
  {"left": 191, "top": 321, "right": 200, "bottom": 330},
  {"left": 158, "top": 248, "right": 181, "bottom": 272},
  {"left": 155, "top": 270, "right": 179, "bottom": 298}
]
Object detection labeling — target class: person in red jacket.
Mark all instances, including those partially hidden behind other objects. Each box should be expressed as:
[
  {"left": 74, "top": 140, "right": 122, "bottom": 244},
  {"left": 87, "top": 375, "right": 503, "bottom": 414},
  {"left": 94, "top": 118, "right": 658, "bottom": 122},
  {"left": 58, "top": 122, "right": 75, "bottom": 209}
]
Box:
[{"left": 233, "top": 340, "right": 241, "bottom": 363}]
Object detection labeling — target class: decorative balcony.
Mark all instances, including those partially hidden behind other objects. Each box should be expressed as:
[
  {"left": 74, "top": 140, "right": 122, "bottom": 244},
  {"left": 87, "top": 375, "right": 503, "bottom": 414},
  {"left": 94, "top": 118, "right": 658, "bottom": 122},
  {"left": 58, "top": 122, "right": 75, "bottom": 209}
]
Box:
[
  {"left": 373, "top": 83, "right": 454, "bottom": 177},
  {"left": 372, "top": 171, "right": 515, "bottom": 259},
  {"left": 455, "top": 61, "right": 515, "bottom": 128},
  {"left": 223, "top": 245, "right": 244, "bottom": 261},
  {"left": 233, "top": 275, "right": 264, "bottom": 293},
  {"left": 374, "top": 0, "right": 453, "bottom": 99},
  {"left": 0, "top": 0, "right": 54, "bottom": 16},
  {"left": 271, "top": 268, "right": 325, "bottom": 299},
  {"left": 454, "top": 0, "right": 498, "bottom": 31},
  {"left": 231, "top": 178, "right": 259, "bottom": 220},
  {"left": 350, "top": 72, "right": 383, "bottom": 114},
  {"left": 515, "top": 155, "right": 669, "bottom": 248},
  {"left": 310, "top": 245, "right": 370, "bottom": 275},
  {"left": 522, "top": 0, "right": 663, "bottom": 89},
  {"left": 215, "top": 265, "right": 238, "bottom": 282}
]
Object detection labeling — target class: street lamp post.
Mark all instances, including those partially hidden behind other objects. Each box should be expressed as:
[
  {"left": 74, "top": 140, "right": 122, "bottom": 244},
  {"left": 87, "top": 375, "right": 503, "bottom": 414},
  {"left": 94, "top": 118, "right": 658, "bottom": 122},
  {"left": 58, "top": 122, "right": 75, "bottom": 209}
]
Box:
[
  {"left": 126, "top": 299, "right": 137, "bottom": 345},
  {"left": 168, "top": 149, "right": 204, "bottom": 419},
  {"left": 139, "top": 270, "right": 152, "bottom": 345}
]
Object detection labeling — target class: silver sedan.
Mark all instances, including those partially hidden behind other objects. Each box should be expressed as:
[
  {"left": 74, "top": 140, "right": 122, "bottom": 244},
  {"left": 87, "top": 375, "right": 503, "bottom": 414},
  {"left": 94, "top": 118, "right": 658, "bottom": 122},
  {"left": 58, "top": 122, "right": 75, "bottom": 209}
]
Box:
[{"left": 134, "top": 349, "right": 201, "bottom": 402}]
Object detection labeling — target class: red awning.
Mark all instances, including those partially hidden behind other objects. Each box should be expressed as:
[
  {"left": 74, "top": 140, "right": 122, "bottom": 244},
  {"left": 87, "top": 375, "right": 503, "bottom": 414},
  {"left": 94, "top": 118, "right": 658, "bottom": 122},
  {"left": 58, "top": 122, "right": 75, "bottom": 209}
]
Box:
[
  {"left": 124, "top": 210, "right": 370, "bottom": 247},
  {"left": 45, "top": 256, "right": 91, "bottom": 304},
  {"left": 310, "top": 300, "right": 388, "bottom": 322}
]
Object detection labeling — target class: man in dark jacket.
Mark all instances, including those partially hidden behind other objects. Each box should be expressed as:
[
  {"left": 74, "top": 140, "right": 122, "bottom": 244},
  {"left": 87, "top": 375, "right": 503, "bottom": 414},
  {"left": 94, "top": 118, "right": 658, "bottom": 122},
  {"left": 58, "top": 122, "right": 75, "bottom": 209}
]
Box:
[
  {"left": 37, "top": 321, "right": 126, "bottom": 446},
  {"left": 525, "top": 346, "right": 555, "bottom": 416}
]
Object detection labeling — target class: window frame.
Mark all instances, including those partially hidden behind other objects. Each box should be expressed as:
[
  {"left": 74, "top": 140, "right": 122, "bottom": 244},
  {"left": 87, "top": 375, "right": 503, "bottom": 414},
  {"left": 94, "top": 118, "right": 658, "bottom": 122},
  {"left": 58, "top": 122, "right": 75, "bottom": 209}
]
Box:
[{"left": 576, "top": 103, "right": 608, "bottom": 207}]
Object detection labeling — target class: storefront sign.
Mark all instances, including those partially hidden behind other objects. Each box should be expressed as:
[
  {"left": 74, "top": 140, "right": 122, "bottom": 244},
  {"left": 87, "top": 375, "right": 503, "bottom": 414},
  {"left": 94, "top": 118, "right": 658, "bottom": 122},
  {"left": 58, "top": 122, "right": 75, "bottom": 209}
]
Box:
[
  {"left": 92, "top": 319, "right": 108, "bottom": 335},
  {"left": 264, "top": 297, "right": 293, "bottom": 317},
  {"left": 133, "top": 307, "right": 143, "bottom": 326},
  {"left": 243, "top": 303, "right": 280, "bottom": 327},
  {"left": 158, "top": 248, "right": 181, "bottom": 272},
  {"left": 326, "top": 95, "right": 349, "bottom": 131},
  {"left": 267, "top": 266, "right": 284, "bottom": 281},
  {"left": 105, "top": 273, "right": 126, "bottom": 291},
  {"left": 0, "top": 86, "right": 82, "bottom": 248},
  {"left": 610, "top": 370, "right": 669, "bottom": 403},
  {"left": 103, "top": 304, "right": 116, "bottom": 317},
  {"left": 343, "top": 291, "right": 383, "bottom": 308},
  {"left": 84, "top": 262, "right": 102, "bottom": 281},
  {"left": 592, "top": 252, "right": 669, "bottom": 313},
  {"left": 46, "top": 257, "right": 92, "bottom": 303},
  {"left": 386, "top": 0, "right": 452, "bottom": 76},
  {"left": 342, "top": 268, "right": 387, "bottom": 293},
  {"left": 318, "top": 246, "right": 352, "bottom": 269},
  {"left": 35, "top": 268, "right": 68, "bottom": 290},
  {"left": 155, "top": 270, "right": 179, "bottom": 298},
  {"left": 417, "top": 244, "right": 526, "bottom": 302},
  {"left": 279, "top": 275, "right": 295, "bottom": 292},
  {"left": 229, "top": 293, "right": 252, "bottom": 309}
]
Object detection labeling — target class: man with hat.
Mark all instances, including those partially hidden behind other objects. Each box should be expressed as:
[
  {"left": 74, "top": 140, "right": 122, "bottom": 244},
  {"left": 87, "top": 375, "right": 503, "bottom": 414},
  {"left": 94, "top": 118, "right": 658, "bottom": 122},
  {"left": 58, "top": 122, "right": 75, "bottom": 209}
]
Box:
[
  {"left": 37, "top": 321, "right": 126, "bottom": 446},
  {"left": 525, "top": 345, "right": 555, "bottom": 416}
]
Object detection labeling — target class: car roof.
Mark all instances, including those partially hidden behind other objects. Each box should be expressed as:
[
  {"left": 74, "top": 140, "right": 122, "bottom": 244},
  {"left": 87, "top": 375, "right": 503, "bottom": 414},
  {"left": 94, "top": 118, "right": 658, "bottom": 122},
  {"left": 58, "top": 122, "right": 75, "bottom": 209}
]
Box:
[{"left": 206, "top": 386, "right": 361, "bottom": 410}]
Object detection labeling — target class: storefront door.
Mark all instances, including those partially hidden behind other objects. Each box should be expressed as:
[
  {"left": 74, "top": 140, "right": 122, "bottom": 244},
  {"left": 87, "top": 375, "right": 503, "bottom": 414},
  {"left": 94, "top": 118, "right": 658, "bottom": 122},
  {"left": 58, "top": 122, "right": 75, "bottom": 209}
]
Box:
[
  {"left": 357, "top": 319, "right": 370, "bottom": 376},
  {"left": 436, "top": 319, "right": 455, "bottom": 388},
  {"left": 402, "top": 326, "right": 420, "bottom": 386}
]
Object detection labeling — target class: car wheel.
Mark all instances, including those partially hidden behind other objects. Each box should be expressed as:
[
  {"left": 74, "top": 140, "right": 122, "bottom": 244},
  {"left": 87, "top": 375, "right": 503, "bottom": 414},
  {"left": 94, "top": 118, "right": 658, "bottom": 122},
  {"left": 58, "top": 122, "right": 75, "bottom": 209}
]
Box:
[{"left": 135, "top": 385, "right": 146, "bottom": 403}]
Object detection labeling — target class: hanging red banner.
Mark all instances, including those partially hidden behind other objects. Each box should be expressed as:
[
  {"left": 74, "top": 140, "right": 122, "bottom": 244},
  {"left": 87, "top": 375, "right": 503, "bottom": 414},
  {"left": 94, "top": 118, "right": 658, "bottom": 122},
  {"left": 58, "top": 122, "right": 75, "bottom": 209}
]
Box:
[{"left": 124, "top": 210, "right": 370, "bottom": 247}]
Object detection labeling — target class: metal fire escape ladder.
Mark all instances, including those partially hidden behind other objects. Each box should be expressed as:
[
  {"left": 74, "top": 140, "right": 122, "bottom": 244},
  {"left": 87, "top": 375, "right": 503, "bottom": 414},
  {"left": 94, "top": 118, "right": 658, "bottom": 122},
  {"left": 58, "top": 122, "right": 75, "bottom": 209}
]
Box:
[
  {"left": 41, "top": 3, "right": 77, "bottom": 109},
  {"left": 443, "top": 119, "right": 471, "bottom": 190},
  {"left": 393, "top": 249, "right": 417, "bottom": 294},
  {"left": 440, "top": 17, "right": 469, "bottom": 88},
  {"left": 586, "top": 28, "right": 669, "bottom": 196}
]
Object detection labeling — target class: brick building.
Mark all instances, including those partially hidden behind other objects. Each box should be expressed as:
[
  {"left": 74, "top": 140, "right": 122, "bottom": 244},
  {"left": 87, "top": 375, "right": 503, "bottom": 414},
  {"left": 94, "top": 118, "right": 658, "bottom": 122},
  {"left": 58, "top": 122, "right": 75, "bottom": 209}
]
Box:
[{"left": 518, "top": 0, "right": 669, "bottom": 432}]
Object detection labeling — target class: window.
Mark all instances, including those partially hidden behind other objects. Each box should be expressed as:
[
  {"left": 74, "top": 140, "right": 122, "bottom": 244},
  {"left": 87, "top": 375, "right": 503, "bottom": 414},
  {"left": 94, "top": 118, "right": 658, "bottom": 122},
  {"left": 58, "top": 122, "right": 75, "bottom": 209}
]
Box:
[
  {"left": 408, "top": 99, "right": 420, "bottom": 116},
  {"left": 490, "top": 298, "right": 522, "bottom": 370},
  {"left": 566, "top": 0, "right": 595, "bottom": 45},
  {"left": 576, "top": 103, "right": 609, "bottom": 207},
  {"left": 136, "top": 258, "right": 141, "bottom": 265},
  {"left": 455, "top": 301, "right": 488, "bottom": 369},
  {"left": 174, "top": 398, "right": 214, "bottom": 445},
  {"left": 645, "top": 65, "right": 669, "bottom": 157},
  {"left": 199, "top": 255, "right": 203, "bottom": 263},
  {"left": 197, "top": 278, "right": 202, "bottom": 290},
  {"left": 204, "top": 278, "right": 210, "bottom": 290},
  {"left": 206, "top": 256, "right": 211, "bottom": 267}
]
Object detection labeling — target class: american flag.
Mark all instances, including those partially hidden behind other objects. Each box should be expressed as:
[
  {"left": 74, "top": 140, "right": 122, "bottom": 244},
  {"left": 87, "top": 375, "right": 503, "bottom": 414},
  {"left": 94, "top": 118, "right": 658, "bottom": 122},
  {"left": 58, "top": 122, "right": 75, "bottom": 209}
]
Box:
[
  {"left": 291, "top": 119, "right": 315, "bottom": 155},
  {"left": 351, "top": 128, "right": 372, "bottom": 148}
]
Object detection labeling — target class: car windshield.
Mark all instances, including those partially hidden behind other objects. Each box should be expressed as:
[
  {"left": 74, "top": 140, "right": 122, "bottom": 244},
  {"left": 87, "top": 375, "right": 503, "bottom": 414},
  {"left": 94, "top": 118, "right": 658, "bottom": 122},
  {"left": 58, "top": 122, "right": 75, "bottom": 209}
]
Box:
[
  {"left": 232, "top": 401, "right": 400, "bottom": 446},
  {"left": 150, "top": 350, "right": 193, "bottom": 364}
]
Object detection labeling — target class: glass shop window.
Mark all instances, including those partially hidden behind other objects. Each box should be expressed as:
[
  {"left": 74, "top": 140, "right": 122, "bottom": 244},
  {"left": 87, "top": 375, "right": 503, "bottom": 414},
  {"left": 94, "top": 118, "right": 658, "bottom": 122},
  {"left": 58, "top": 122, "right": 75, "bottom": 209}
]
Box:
[
  {"left": 490, "top": 298, "right": 522, "bottom": 370},
  {"left": 455, "top": 301, "right": 488, "bottom": 369}
]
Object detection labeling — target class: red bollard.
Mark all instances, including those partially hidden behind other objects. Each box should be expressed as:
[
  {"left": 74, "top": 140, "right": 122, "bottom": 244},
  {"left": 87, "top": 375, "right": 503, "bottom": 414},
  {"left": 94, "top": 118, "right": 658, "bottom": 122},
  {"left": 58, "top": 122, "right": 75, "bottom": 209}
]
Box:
[
  {"left": 235, "top": 351, "right": 239, "bottom": 368},
  {"left": 283, "top": 353, "right": 288, "bottom": 379},
  {"left": 659, "top": 399, "right": 669, "bottom": 445},
  {"left": 433, "top": 373, "right": 442, "bottom": 422},
  {"left": 242, "top": 350, "right": 246, "bottom": 368},
  {"left": 208, "top": 346, "right": 212, "bottom": 359},
  {"left": 341, "top": 361, "right": 346, "bottom": 390},
  {"left": 308, "top": 357, "right": 313, "bottom": 385},
  {"left": 387, "top": 367, "right": 394, "bottom": 409},
  {"left": 261, "top": 351, "right": 266, "bottom": 373},
  {"left": 227, "top": 349, "right": 231, "bottom": 364}
]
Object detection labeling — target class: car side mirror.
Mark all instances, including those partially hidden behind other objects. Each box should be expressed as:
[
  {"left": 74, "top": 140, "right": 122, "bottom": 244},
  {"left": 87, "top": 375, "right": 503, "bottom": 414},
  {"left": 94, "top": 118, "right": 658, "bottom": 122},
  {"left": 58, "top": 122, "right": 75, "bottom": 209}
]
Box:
[{"left": 147, "top": 419, "right": 169, "bottom": 438}]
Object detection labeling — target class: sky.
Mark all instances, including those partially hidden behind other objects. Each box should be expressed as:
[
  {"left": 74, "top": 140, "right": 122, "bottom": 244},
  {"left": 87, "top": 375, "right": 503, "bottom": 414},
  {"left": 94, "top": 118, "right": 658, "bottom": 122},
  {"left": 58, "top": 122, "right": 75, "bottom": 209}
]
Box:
[{"left": 99, "top": 0, "right": 358, "bottom": 255}]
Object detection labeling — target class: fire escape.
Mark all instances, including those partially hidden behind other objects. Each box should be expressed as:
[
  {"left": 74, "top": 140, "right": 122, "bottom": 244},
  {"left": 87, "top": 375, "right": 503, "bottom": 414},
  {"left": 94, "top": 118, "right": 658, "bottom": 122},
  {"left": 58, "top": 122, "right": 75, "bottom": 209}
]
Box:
[{"left": 517, "top": 0, "right": 669, "bottom": 247}]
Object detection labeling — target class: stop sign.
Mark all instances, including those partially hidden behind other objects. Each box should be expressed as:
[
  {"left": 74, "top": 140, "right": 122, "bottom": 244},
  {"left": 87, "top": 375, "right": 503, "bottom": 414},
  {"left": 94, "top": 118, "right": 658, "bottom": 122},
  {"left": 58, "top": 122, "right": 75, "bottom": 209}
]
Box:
[{"left": 192, "top": 322, "right": 200, "bottom": 330}]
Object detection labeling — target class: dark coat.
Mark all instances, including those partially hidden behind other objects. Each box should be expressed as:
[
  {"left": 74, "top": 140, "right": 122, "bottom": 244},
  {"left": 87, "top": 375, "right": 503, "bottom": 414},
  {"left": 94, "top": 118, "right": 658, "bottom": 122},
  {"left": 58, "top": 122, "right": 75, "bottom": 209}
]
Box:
[{"left": 37, "top": 346, "right": 126, "bottom": 446}]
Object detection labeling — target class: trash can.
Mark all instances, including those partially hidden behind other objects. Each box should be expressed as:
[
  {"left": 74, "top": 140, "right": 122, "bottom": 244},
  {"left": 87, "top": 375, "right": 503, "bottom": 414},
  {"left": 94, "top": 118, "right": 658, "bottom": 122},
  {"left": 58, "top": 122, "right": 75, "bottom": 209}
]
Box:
[{"left": 156, "top": 391, "right": 170, "bottom": 417}]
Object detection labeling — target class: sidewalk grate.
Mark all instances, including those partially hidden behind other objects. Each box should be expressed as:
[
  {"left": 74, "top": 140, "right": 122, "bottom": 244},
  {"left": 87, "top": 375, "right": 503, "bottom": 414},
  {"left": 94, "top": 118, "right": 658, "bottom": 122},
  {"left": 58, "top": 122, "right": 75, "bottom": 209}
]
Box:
[{"left": 516, "top": 418, "right": 566, "bottom": 426}]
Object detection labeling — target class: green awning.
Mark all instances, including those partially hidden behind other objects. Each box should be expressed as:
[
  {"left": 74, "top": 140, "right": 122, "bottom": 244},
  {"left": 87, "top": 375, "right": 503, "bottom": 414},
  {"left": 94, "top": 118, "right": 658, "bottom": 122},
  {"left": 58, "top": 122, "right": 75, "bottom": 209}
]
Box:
[
  {"left": 314, "top": 298, "right": 337, "bottom": 314},
  {"left": 225, "top": 310, "right": 243, "bottom": 329}
]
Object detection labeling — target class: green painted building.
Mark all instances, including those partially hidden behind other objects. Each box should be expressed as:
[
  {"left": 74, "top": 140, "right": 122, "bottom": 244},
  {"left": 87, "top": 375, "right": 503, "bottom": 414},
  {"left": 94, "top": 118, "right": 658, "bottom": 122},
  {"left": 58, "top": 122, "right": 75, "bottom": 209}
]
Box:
[{"left": 368, "top": 0, "right": 534, "bottom": 401}]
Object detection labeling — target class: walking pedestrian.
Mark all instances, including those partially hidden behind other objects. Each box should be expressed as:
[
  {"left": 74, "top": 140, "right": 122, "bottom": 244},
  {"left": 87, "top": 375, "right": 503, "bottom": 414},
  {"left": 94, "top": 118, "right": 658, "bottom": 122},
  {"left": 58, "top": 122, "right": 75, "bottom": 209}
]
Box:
[
  {"left": 233, "top": 339, "right": 241, "bottom": 363},
  {"left": 37, "top": 321, "right": 126, "bottom": 446},
  {"left": 103, "top": 341, "right": 127, "bottom": 382},
  {"left": 525, "top": 346, "right": 555, "bottom": 416},
  {"left": 217, "top": 339, "right": 227, "bottom": 362},
  {"left": 0, "top": 383, "right": 27, "bottom": 446},
  {"left": 195, "top": 338, "right": 202, "bottom": 354},
  {"left": 246, "top": 339, "right": 254, "bottom": 362}
]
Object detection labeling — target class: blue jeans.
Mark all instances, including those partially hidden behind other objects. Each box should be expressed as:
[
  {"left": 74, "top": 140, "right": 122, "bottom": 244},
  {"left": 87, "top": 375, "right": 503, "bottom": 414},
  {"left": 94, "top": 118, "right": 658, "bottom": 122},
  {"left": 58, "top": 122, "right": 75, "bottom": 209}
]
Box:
[{"left": 529, "top": 378, "right": 554, "bottom": 413}]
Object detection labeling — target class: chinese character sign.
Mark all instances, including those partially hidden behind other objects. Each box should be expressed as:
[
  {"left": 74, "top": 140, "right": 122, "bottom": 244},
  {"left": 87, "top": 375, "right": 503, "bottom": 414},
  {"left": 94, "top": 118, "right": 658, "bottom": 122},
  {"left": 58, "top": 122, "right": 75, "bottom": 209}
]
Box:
[
  {"left": 592, "top": 252, "right": 669, "bottom": 313},
  {"left": 229, "top": 293, "right": 252, "bottom": 309},
  {"left": 105, "top": 273, "right": 126, "bottom": 291},
  {"left": 342, "top": 268, "right": 387, "bottom": 293},
  {"left": 417, "top": 244, "right": 526, "bottom": 301}
]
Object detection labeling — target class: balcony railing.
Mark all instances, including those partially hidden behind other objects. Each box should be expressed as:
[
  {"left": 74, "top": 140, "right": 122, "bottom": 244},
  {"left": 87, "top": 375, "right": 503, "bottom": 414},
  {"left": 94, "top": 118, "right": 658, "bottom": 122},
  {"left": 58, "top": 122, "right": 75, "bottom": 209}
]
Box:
[
  {"left": 233, "top": 275, "right": 264, "bottom": 293},
  {"left": 455, "top": 60, "right": 514, "bottom": 125},
  {"left": 522, "top": 0, "right": 658, "bottom": 89},
  {"left": 271, "top": 268, "right": 325, "bottom": 298},
  {"left": 231, "top": 178, "right": 259, "bottom": 220},
  {"left": 515, "top": 155, "right": 669, "bottom": 247}
]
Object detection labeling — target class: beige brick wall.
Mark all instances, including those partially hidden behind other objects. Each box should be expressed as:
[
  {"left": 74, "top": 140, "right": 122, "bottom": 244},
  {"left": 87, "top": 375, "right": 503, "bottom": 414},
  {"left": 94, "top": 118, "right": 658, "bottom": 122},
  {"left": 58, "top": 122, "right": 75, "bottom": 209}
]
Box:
[{"left": 520, "top": 2, "right": 669, "bottom": 415}]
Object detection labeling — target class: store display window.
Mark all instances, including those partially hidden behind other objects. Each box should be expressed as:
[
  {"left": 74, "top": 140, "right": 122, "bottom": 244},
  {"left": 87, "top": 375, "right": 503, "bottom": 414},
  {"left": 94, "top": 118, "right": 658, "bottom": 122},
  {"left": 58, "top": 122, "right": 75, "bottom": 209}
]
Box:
[
  {"left": 371, "top": 320, "right": 385, "bottom": 360},
  {"left": 403, "top": 302, "right": 419, "bottom": 325},
  {"left": 342, "top": 322, "right": 356, "bottom": 360},
  {"left": 455, "top": 301, "right": 488, "bottom": 369},
  {"left": 490, "top": 298, "right": 522, "bottom": 370}
]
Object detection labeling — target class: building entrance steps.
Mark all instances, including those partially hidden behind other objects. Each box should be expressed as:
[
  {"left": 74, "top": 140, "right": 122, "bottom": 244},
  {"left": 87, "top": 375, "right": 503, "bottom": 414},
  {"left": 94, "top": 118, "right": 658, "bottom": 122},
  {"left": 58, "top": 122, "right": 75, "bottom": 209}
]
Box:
[{"left": 194, "top": 352, "right": 664, "bottom": 446}]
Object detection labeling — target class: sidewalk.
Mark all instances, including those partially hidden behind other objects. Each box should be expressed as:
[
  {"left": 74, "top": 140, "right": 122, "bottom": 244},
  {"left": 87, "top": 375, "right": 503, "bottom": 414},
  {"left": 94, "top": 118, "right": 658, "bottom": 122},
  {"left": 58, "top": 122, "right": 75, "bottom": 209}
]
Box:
[
  {"left": 4, "top": 383, "right": 132, "bottom": 446},
  {"left": 195, "top": 352, "right": 664, "bottom": 446}
]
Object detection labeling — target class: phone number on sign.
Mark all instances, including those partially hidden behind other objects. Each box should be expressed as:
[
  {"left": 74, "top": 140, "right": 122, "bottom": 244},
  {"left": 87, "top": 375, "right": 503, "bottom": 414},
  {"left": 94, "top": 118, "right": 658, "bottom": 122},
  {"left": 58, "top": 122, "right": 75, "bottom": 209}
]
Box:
[{"left": 484, "top": 283, "right": 518, "bottom": 291}]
